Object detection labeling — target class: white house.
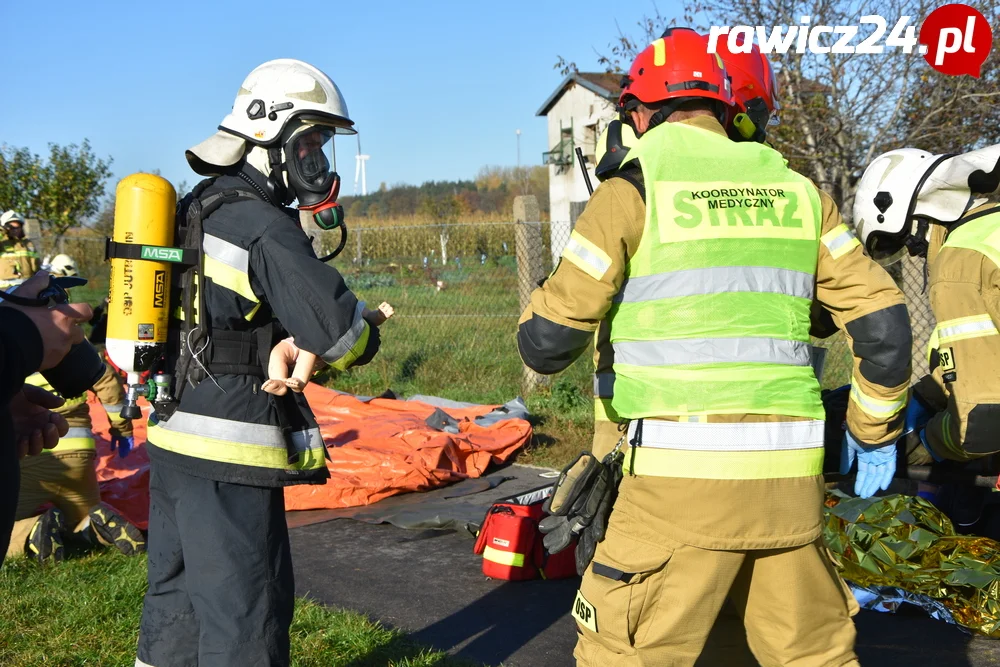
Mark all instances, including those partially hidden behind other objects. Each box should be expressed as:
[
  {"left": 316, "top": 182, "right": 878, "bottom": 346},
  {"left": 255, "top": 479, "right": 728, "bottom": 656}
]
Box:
[{"left": 536, "top": 72, "right": 620, "bottom": 263}]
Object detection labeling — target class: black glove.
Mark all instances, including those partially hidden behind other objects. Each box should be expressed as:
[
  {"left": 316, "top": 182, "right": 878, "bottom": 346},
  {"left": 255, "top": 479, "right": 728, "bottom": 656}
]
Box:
[{"left": 538, "top": 448, "right": 624, "bottom": 575}]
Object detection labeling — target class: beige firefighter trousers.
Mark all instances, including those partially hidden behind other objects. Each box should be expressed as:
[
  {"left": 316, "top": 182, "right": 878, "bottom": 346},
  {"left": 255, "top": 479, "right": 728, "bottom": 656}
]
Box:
[
  {"left": 6, "top": 450, "right": 100, "bottom": 558},
  {"left": 572, "top": 508, "right": 860, "bottom": 667}
]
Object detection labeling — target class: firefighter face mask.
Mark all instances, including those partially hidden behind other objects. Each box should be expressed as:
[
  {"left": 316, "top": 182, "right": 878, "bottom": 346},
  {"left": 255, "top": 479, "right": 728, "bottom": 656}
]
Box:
[{"left": 285, "top": 127, "right": 344, "bottom": 231}]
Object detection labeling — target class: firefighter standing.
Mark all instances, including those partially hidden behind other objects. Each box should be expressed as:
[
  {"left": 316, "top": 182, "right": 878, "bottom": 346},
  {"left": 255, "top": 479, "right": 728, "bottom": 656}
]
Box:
[
  {"left": 585, "top": 41, "right": 784, "bottom": 667},
  {"left": 135, "top": 59, "right": 380, "bottom": 667},
  {"left": 854, "top": 145, "right": 1000, "bottom": 519},
  {"left": 0, "top": 211, "right": 40, "bottom": 290},
  {"left": 519, "top": 29, "right": 911, "bottom": 665}
]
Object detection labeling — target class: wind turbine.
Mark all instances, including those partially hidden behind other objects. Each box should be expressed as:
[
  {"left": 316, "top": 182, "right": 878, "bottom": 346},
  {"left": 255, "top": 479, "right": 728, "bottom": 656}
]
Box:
[{"left": 354, "top": 134, "right": 370, "bottom": 196}]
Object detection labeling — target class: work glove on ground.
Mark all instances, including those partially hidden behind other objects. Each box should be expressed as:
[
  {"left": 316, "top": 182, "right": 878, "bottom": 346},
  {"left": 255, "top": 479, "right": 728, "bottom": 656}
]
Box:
[
  {"left": 841, "top": 431, "right": 897, "bottom": 498},
  {"left": 110, "top": 431, "right": 134, "bottom": 459}
]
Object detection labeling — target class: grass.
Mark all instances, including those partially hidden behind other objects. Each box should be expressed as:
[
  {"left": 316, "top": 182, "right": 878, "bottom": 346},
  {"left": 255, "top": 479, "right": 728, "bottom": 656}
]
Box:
[
  {"left": 328, "top": 260, "right": 595, "bottom": 467},
  {"left": 0, "top": 550, "right": 481, "bottom": 667},
  {"left": 69, "top": 249, "right": 855, "bottom": 474}
]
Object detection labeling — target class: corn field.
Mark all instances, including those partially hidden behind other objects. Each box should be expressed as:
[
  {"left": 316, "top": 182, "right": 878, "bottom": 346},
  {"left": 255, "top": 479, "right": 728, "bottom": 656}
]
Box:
[{"left": 40, "top": 221, "right": 935, "bottom": 396}]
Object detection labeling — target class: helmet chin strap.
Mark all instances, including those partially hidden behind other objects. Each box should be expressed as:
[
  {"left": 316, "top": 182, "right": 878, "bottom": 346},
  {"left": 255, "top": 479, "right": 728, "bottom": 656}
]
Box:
[
  {"left": 905, "top": 218, "right": 931, "bottom": 258},
  {"left": 621, "top": 98, "right": 727, "bottom": 138},
  {"left": 243, "top": 145, "right": 289, "bottom": 204},
  {"left": 267, "top": 146, "right": 292, "bottom": 205}
]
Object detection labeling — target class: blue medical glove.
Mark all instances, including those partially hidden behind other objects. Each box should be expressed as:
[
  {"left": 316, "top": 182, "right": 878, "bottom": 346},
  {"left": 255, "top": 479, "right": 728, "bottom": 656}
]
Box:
[
  {"left": 110, "top": 432, "right": 134, "bottom": 459},
  {"left": 840, "top": 431, "right": 897, "bottom": 499},
  {"left": 904, "top": 394, "right": 934, "bottom": 436}
]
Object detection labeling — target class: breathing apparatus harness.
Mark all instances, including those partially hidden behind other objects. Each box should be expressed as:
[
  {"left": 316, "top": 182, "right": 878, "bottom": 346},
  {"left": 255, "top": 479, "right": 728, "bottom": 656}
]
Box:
[{"left": 105, "top": 175, "right": 345, "bottom": 463}]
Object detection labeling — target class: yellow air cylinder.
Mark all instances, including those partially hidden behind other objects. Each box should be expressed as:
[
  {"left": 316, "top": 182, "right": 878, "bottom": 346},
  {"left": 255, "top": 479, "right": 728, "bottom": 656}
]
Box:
[{"left": 106, "top": 173, "right": 177, "bottom": 378}]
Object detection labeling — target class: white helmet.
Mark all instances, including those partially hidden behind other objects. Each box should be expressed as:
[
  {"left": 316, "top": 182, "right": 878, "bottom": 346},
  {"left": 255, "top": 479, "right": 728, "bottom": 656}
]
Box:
[
  {"left": 186, "top": 59, "right": 354, "bottom": 227},
  {"left": 855, "top": 145, "right": 1000, "bottom": 263},
  {"left": 853, "top": 149, "right": 941, "bottom": 264},
  {"left": 1, "top": 210, "right": 25, "bottom": 228},
  {"left": 48, "top": 254, "right": 78, "bottom": 277}
]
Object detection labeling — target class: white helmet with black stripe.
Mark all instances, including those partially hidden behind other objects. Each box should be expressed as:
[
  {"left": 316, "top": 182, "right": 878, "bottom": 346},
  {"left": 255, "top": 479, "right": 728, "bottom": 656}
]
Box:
[{"left": 854, "top": 145, "right": 1000, "bottom": 264}]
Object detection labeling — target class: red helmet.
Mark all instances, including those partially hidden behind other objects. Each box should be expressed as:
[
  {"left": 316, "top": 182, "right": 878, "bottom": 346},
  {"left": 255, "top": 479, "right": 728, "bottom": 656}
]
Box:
[
  {"left": 618, "top": 28, "right": 734, "bottom": 119},
  {"left": 710, "top": 36, "right": 780, "bottom": 142}
]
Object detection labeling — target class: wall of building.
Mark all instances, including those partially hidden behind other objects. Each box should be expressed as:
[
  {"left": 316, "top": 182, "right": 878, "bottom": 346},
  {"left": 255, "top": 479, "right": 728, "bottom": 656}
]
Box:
[{"left": 544, "top": 83, "right": 616, "bottom": 262}]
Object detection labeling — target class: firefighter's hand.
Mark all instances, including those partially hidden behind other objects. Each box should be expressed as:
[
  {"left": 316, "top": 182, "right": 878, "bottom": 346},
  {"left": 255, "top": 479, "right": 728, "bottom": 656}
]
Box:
[
  {"left": 10, "top": 384, "right": 68, "bottom": 458},
  {"left": 840, "top": 431, "right": 897, "bottom": 498},
  {"left": 0, "top": 271, "right": 93, "bottom": 371}
]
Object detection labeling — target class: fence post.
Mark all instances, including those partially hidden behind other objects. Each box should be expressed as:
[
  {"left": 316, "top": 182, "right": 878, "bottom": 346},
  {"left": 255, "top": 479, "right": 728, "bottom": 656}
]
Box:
[
  {"left": 440, "top": 227, "right": 449, "bottom": 265},
  {"left": 514, "top": 195, "right": 548, "bottom": 395},
  {"left": 355, "top": 229, "right": 363, "bottom": 264},
  {"left": 23, "top": 218, "right": 42, "bottom": 256}
]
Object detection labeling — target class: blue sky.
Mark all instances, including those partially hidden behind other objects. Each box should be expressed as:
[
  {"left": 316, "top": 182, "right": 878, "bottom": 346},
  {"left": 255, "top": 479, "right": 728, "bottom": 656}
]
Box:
[{"left": 0, "top": 0, "right": 681, "bottom": 199}]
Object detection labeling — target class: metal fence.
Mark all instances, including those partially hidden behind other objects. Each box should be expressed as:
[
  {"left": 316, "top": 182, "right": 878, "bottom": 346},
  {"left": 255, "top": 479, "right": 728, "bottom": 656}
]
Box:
[{"left": 51, "top": 221, "right": 935, "bottom": 392}]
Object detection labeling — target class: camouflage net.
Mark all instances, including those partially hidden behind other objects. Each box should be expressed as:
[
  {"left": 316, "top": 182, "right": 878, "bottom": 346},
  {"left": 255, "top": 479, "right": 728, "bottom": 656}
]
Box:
[{"left": 824, "top": 491, "right": 1000, "bottom": 637}]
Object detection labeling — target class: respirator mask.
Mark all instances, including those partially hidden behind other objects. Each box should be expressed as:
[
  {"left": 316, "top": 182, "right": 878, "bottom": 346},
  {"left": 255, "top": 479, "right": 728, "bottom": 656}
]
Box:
[{"left": 285, "top": 126, "right": 345, "bottom": 232}]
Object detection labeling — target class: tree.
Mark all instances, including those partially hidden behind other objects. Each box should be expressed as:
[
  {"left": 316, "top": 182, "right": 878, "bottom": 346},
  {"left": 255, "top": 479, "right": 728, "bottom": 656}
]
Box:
[
  {"left": 0, "top": 140, "right": 112, "bottom": 240},
  {"left": 560, "top": 0, "right": 1000, "bottom": 220},
  {"left": 0, "top": 145, "right": 41, "bottom": 215}
]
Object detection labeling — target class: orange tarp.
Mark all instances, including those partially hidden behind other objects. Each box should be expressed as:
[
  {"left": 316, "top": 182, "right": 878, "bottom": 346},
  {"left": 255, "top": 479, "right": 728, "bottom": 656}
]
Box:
[{"left": 88, "top": 384, "right": 531, "bottom": 529}]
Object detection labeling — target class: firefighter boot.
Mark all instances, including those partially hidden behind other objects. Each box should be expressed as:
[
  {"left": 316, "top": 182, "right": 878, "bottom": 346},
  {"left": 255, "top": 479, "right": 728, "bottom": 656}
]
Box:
[
  {"left": 89, "top": 504, "right": 146, "bottom": 555},
  {"left": 25, "top": 508, "right": 67, "bottom": 564}
]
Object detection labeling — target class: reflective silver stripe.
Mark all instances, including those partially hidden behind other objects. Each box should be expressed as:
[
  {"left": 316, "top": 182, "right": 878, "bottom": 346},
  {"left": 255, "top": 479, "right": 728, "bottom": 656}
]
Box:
[
  {"left": 616, "top": 267, "right": 814, "bottom": 303},
  {"left": 322, "top": 301, "right": 367, "bottom": 364},
  {"left": 850, "top": 383, "right": 906, "bottom": 417},
  {"left": 65, "top": 427, "right": 95, "bottom": 439},
  {"left": 628, "top": 419, "right": 824, "bottom": 451},
  {"left": 156, "top": 411, "right": 324, "bottom": 452},
  {"left": 593, "top": 373, "right": 615, "bottom": 398},
  {"left": 613, "top": 337, "right": 811, "bottom": 367},
  {"left": 822, "top": 227, "right": 859, "bottom": 256},
  {"left": 135, "top": 659, "right": 156, "bottom": 667},
  {"left": 103, "top": 404, "right": 124, "bottom": 414},
  {"left": 564, "top": 236, "right": 611, "bottom": 277},
  {"left": 203, "top": 234, "right": 249, "bottom": 273},
  {"left": 938, "top": 317, "right": 998, "bottom": 342}
]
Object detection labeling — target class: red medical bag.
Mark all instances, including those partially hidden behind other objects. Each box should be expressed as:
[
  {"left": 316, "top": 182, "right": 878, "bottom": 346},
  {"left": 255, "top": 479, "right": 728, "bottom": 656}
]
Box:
[{"left": 473, "top": 485, "right": 577, "bottom": 581}]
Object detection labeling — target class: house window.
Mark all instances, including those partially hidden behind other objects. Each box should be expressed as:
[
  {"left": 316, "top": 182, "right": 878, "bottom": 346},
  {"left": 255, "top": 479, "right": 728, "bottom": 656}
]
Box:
[
  {"left": 543, "top": 122, "right": 575, "bottom": 173},
  {"left": 584, "top": 123, "right": 598, "bottom": 164}
]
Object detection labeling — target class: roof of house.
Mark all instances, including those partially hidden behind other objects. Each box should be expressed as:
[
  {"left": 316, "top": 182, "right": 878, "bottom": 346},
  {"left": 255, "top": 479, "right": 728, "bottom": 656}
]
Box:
[{"left": 536, "top": 72, "right": 623, "bottom": 116}]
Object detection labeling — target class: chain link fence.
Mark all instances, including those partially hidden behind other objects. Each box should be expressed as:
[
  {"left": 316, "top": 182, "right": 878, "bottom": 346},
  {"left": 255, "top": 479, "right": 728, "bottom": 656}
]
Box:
[
  {"left": 792, "top": 254, "right": 935, "bottom": 389},
  {"left": 50, "top": 219, "right": 935, "bottom": 396}
]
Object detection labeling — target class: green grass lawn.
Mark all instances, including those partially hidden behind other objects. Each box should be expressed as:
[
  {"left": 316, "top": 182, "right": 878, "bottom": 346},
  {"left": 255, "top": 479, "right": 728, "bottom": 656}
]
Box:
[
  {"left": 0, "top": 550, "right": 481, "bottom": 667},
  {"left": 70, "top": 259, "right": 854, "bottom": 473}
]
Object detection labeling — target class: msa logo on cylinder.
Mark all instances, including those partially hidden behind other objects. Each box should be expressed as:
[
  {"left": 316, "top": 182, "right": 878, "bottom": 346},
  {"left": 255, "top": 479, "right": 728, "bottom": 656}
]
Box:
[
  {"left": 153, "top": 271, "right": 166, "bottom": 308},
  {"left": 141, "top": 246, "right": 183, "bottom": 262}
]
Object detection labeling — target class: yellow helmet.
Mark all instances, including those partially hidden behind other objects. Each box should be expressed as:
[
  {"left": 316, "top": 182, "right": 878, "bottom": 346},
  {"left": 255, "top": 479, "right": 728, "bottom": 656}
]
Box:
[{"left": 594, "top": 120, "right": 639, "bottom": 182}]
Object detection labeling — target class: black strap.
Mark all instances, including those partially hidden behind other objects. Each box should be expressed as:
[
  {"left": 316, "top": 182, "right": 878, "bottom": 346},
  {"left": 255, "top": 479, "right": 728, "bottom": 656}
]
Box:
[
  {"left": 200, "top": 189, "right": 260, "bottom": 219},
  {"left": 104, "top": 238, "right": 200, "bottom": 265},
  {"left": 592, "top": 562, "right": 635, "bottom": 583},
  {"left": 204, "top": 329, "right": 263, "bottom": 377},
  {"left": 613, "top": 165, "right": 646, "bottom": 204}
]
